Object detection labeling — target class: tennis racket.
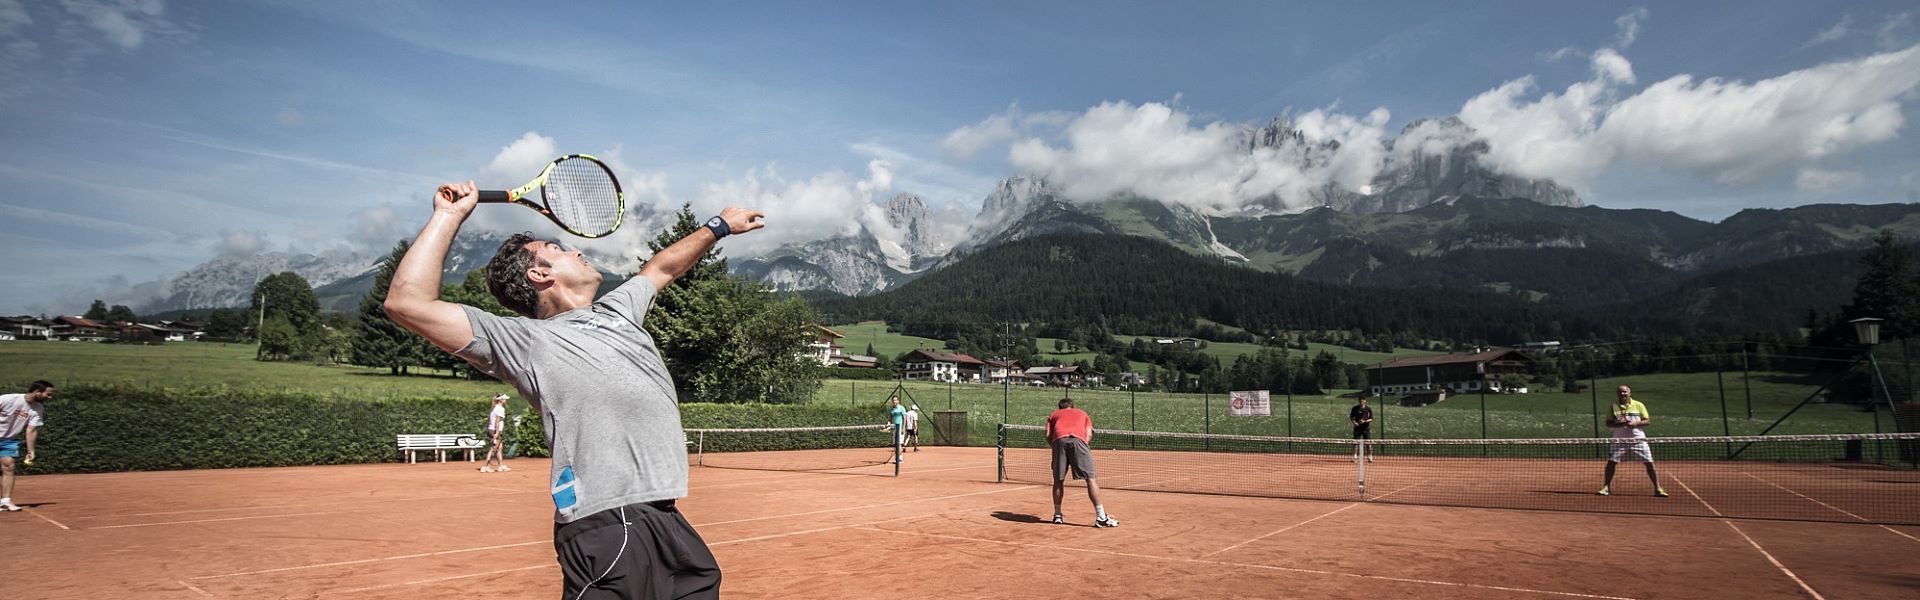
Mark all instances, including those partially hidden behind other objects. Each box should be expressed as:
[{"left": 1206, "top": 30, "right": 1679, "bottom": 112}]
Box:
[{"left": 477, "top": 154, "right": 625, "bottom": 238}]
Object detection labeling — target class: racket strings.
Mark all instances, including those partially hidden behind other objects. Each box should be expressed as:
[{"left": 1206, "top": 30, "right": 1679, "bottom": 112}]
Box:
[{"left": 543, "top": 158, "right": 622, "bottom": 236}]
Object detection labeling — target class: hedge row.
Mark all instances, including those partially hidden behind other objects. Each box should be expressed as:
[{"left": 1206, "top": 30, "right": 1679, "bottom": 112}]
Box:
[
  {"left": 24, "top": 384, "right": 478, "bottom": 474},
  {"left": 20, "top": 385, "right": 894, "bottom": 474},
  {"left": 821, "top": 366, "right": 896, "bottom": 381}
]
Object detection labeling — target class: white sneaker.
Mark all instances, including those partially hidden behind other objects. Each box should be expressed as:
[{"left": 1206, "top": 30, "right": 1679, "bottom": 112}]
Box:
[
  {"left": 1095, "top": 515, "right": 1119, "bottom": 528},
  {"left": 0, "top": 500, "right": 21, "bottom": 512},
  {"left": 498, "top": 465, "right": 512, "bottom": 472}
]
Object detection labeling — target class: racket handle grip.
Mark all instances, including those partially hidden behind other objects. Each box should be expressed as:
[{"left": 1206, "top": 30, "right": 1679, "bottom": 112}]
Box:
[{"left": 476, "top": 190, "right": 511, "bottom": 203}]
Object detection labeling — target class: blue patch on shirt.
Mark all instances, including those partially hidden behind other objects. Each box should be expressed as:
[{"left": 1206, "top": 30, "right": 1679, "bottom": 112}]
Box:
[{"left": 551, "top": 465, "right": 578, "bottom": 511}]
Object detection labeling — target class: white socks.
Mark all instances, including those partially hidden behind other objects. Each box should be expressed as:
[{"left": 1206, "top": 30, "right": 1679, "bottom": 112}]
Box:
[{"left": 1096, "top": 505, "right": 1107, "bottom": 519}]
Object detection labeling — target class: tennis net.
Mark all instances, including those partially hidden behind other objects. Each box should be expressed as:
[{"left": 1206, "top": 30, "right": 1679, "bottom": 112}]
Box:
[
  {"left": 996, "top": 424, "right": 1920, "bottom": 525},
  {"left": 687, "top": 425, "right": 900, "bottom": 474}
]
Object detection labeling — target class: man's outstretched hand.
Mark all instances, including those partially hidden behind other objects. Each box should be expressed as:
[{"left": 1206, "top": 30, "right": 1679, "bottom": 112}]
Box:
[{"left": 720, "top": 207, "right": 766, "bottom": 235}]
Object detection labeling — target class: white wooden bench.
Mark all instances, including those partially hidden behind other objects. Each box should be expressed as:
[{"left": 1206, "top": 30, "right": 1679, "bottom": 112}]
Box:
[{"left": 397, "top": 434, "right": 485, "bottom": 463}]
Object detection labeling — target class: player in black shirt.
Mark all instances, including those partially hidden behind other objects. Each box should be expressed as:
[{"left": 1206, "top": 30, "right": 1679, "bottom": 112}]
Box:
[{"left": 1350, "top": 393, "right": 1375, "bottom": 463}]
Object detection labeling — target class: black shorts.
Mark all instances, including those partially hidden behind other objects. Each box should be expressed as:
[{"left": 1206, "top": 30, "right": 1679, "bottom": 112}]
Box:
[
  {"left": 1352, "top": 427, "right": 1371, "bottom": 440},
  {"left": 905, "top": 428, "right": 918, "bottom": 437},
  {"left": 554, "top": 500, "right": 721, "bottom": 600}
]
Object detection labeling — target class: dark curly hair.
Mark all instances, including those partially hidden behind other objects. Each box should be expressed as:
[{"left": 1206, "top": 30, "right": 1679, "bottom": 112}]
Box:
[{"left": 486, "top": 232, "right": 542, "bottom": 317}]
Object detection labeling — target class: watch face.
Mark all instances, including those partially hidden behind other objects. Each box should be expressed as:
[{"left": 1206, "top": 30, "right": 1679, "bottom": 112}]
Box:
[{"left": 707, "top": 217, "right": 724, "bottom": 227}]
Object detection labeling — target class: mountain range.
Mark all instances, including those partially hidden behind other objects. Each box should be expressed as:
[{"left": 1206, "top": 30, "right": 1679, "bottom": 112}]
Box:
[{"left": 123, "top": 110, "right": 1920, "bottom": 338}]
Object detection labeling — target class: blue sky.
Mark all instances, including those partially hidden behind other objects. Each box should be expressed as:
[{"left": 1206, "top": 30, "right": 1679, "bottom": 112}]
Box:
[{"left": 1, "top": 1, "right": 1917, "bottom": 314}]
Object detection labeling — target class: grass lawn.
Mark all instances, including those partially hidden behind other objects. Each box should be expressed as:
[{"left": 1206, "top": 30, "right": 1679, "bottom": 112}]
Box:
[
  {"left": 1, "top": 341, "right": 1878, "bottom": 446},
  {"left": 814, "top": 370, "right": 1877, "bottom": 445},
  {"left": 826, "top": 322, "right": 943, "bottom": 360},
  {"left": 0, "top": 340, "right": 514, "bottom": 403},
  {"left": 1115, "top": 335, "right": 1440, "bottom": 365}
]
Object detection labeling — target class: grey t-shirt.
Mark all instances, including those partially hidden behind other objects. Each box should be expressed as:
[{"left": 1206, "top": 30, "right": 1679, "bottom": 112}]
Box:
[{"left": 455, "top": 277, "right": 686, "bottom": 523}]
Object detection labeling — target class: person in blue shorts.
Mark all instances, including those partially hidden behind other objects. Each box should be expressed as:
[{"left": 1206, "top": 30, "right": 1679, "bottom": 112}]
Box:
[{"left": 0, "top": 380, "right": 55, "bottom": 512}]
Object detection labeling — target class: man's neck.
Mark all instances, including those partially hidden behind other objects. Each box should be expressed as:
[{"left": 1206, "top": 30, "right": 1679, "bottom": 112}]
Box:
[{"left": 535, "top": 286, "right": 596, "bottom": 319}]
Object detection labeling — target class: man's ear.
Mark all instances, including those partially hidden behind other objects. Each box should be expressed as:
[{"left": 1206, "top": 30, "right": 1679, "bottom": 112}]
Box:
[{"left": 526, "top": 265, "right": 554, "bottom": 286}]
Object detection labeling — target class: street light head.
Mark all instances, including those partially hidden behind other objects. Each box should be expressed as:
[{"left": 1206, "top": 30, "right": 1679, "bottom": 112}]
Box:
[{"left": 1850, "top": 317, "right": 1884, "bottom": 346}]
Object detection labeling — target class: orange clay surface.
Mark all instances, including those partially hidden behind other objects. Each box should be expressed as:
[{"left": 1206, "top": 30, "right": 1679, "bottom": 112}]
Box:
[{"left": 2, "top": 446, "right": 1916, "bottom": 599}]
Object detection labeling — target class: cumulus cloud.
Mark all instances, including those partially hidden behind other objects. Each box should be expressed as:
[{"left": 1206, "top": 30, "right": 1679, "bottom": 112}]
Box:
[
  {"left": 940, "top": 104, "right": 1077, "bottom": 161},
  {"left": 941, "top": 113, "right": 1016, "bottom": 161},
  {"left": 1795, "top": 168, "right": 1867, "bottom": 194},
  {"left": 1461, "top": 41, "right": 1920, "bottom": 187},
  {"left": 212, "top": 230, "right": 272, "bottom": 258},
  {"left": 690, "top": 160, "right": 897, "bottom": 258},
  {"left": 1003, "top": 100, "right": 1391, "bottom": 213}
]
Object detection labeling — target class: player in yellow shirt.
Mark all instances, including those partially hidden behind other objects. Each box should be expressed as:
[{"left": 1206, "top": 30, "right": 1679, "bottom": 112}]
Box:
[{"left": 1599, "top": 385, "right": 1668, "bottom": 498}]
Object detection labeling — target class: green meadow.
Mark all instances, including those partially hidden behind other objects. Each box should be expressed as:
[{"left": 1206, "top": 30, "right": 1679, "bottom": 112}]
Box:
[{"left": 1, "top": 340, "right": 1880, "bottom": 447}]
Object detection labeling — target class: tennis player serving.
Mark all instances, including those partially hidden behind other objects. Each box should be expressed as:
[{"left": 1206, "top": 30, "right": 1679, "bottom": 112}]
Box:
[{"left": 385, "top": 180, "right": 763, "bottom": 599}]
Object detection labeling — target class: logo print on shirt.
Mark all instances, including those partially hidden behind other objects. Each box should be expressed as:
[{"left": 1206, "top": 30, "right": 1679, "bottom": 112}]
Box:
[
  {"left": 552, "top": 465, "right": 579, "bottom": 511},
  {"left": 565, "top": 315, "right": 631, "bottom": 333}
]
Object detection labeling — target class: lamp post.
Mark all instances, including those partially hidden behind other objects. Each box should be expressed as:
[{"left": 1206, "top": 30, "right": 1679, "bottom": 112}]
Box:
[{"left": 1851, "top": 318, "right": 1888, "bottom": 446}]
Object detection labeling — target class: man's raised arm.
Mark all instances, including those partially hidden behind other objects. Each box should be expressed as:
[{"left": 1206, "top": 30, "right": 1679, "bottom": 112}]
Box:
[
  {"left": 636, "top": 207, "right": 765, "bottom": 291},
  {"left": 384, "top": 181, "right": 481, "bottom": 353}
]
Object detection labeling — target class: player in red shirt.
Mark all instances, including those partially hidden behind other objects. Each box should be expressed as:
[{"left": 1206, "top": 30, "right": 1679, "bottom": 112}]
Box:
[{"left": 1046, "top": 398, "right": 1118, "bottom": 527}]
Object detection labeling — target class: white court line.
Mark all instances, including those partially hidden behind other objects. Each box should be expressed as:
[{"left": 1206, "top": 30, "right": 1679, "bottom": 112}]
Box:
[
  {"left": 1671, "top": 475, "right": 1824, "bottom": 600},
  {"left": 90, "top": 511, "right": 340, "bottom": 530},
  {"left": 1741, "top": 473, "right": 1869, "bottom": 522},
  {"left": 1723, "top": 521, "right": 1825, "bottom": 600},
  {"left": 709, "top": 511, "right": 947, "bottom": 547},
  {"left": 688, "top": 472, "right": 862, "bottom": 492},
  {"left": 856, "top": 527, "right": 1638, "bottom": 600},
  {"left": 25, "top": 507, "right": 70, "bottom": 530},
  {"left": 1202, "top": 502, "right": 1361, "bottom": 559},
  {"left": 192, "top": 540, "right": 549, "bottom": 581},
  {"left": 1367, "top": 476, "right": 1438, "bottom": 502},
  {"left": 696, "top": 485, "right": 1040, "bottom": 527},
  {"left": 1740, "top": 473, "right": 1920, "bottom": 544},
  {"left": 690, "top": 463, "right": 983, "bottom": 493},
  {"left": 177, "top": 580, "right": 215, "bottom": 598},
  {"left": 191, "top": 486, "right": 1037, "bottom": 582},
  {"left": 1668, "top": 476, "right": 1725, "bottom": 518},
  {"left": 325, "top": 564, "right": 551, "bottom": 596},
  {"left": 309, "top": 512, "right": 962, "bottom": 597},
  {"left": 70, "top": 489, "right": 528, "bottom": 521}
]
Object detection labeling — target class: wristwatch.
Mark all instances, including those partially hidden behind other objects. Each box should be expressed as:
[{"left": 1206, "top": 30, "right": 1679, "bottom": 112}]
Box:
[{"left": 704, "top": 216, "right": 731, "bottom": 239}]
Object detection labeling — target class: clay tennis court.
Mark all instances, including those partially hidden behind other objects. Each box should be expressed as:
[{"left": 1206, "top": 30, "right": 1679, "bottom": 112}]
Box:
[{"left": 3, "top": 446, "right": 1916, "bottom": 599}]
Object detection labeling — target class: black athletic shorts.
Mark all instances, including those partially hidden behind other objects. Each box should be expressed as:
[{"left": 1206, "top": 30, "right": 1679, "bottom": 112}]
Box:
[
  {"left": 1352, "top": 426, "right": 1371, "bottom": 440},
  {"left": 906, "top": 428, "right": 917, "bottom": 436},
  {"left": 554, "top": 499, "right": 721, "bottom": 600}
]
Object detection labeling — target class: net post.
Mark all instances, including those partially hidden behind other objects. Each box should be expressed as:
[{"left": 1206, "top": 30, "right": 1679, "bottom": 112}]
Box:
[
  {"left": 1742, "top": 343, "right": 1753, "bottom": 420},
  {"left": 696, "top": 431, "right": 705, "bottom": 467},
  {"left": 1589, "top": 360, "right": 1601, "bottom": 458},
  {"left": 1355, "top": 438, "right": 1367, "bottom": 496},
  {"left": 995, "top": 423, "right": 1006, "bottom": 483},
  {"left": 1129, "top": 388, "right": 1137, "bottom": 449},
  {"left": 1718, "top": 366, "right": 1732, "bottom": 458}
]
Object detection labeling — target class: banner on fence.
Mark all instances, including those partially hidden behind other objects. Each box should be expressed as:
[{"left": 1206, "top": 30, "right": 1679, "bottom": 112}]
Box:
[{"left": 1229, "top": 390, "right": 1270, "bottom": 417}]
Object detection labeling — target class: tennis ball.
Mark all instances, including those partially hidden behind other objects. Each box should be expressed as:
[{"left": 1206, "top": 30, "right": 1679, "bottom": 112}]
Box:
[{"left": 20, "top": 459, "right": 31, "bottom": 466}]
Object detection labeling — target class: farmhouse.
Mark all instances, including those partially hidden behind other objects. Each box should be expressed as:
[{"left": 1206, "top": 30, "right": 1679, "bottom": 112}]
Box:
[
  {"left": 1368, "top": 347, "right": 1533, "bottom": 396},
  {"left": 901, "top": 348, "right": 985, "bottom": 383}
]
